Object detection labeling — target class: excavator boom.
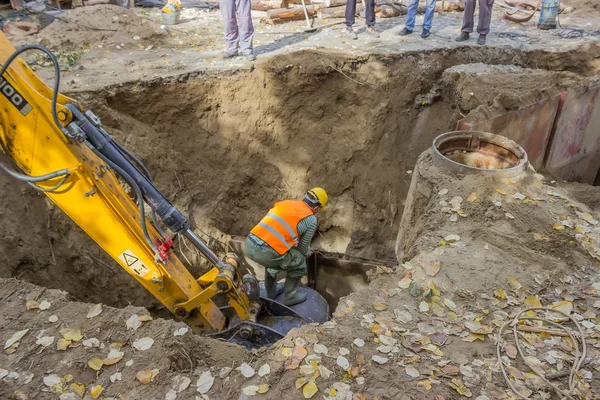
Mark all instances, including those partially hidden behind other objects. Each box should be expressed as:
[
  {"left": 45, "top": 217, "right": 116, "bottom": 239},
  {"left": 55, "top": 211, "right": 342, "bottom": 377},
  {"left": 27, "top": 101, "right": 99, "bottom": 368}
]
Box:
[{"left": 0, "top": 34, "right": 328, "bottom": 347}]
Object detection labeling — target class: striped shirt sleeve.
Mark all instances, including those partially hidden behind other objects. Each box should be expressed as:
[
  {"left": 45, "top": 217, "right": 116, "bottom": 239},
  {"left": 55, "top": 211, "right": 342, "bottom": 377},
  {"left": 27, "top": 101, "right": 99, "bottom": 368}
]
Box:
[{"left": 296, "top": 215, "right": 318, "bottom": 256}]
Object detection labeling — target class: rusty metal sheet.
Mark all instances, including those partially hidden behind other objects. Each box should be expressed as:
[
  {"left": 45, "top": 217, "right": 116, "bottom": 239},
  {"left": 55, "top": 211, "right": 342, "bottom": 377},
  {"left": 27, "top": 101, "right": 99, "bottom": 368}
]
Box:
[
  {"left": 456, "top": 95, "right": 561, "bottom": 170},
  {"left": 545, "top": 83, "right": 600, "bottom": 184}
]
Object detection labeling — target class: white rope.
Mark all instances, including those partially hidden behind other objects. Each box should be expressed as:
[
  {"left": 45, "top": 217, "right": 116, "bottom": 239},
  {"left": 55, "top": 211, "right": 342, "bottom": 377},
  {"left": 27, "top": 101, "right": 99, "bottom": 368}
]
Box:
[{"left": 496, "top": 307, "right": 587, "bottom": 400}]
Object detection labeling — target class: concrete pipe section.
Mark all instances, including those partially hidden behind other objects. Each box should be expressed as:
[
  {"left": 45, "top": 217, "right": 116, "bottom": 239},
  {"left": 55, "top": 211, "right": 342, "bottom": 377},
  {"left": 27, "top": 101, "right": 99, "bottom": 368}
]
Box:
[{"left": 432, "top": 131, "right": 529, "bottom": 177}]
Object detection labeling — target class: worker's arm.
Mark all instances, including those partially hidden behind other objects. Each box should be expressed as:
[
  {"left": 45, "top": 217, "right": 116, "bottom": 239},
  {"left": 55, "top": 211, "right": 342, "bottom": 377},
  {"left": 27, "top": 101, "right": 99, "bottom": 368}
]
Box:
[{"left": 296, "top": 215, "right": 318, "bottom": 257}]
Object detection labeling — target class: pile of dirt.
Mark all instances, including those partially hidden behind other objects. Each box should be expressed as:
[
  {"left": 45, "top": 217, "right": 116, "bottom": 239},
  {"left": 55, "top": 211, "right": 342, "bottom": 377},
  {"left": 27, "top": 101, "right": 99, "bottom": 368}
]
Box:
[
  {"left": 0, "top": 278, "right": 248, "bottom": 400},
  {"left": 439, "top": 64, "right": 588, "bottom": 122},
  {"left": 36, "top": 5, "right": 166, "bottom": 50}
]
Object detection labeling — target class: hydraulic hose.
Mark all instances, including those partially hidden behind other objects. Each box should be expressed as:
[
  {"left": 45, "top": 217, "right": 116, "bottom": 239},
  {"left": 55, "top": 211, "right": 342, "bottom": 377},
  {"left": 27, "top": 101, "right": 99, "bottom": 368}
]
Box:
[
  {"left": 0, "top": 44, "right": 71, "bottom": 192},
  {"left": 84, "top": 140, "right": 160, "bottom": 258}
]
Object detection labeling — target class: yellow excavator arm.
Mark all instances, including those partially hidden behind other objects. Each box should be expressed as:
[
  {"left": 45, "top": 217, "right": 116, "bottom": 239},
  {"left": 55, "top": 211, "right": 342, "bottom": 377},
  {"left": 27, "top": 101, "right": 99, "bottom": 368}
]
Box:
[{"left": 0, "top": 34, "right": 328, "bottom": 347}]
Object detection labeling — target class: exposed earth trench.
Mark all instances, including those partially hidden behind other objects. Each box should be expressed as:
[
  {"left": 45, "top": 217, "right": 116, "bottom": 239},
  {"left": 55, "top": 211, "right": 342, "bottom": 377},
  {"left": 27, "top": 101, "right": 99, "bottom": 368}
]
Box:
[{"left": 1, "top": 44, "right": 600, "bottom": 400}]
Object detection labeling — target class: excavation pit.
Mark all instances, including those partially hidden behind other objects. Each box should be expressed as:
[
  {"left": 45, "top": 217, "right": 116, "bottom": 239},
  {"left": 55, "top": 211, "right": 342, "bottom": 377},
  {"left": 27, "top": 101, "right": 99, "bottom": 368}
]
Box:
[{"left": 432, "top": 130, "right": 529, "bottom": 177}]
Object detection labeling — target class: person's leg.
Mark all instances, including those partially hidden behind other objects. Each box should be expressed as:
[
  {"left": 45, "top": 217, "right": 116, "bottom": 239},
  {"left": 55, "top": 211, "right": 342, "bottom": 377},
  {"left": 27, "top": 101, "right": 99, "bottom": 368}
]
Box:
[
  {"left": 461, "top": 0, "right": 475, "bottom": 33},
  {"left": 345, "top": 0, "right": 357, "bottom": 28},
  {"left": 236, "top": 0, "right": 255, "bottom": 58},
  {"left": 477, "top": 0, "right": 494, "bottom": 41},
  {"left": 365, "top": 0, "right": 376, "bottom": 27},
  {"left": 422, "top": 0, "right": 437, "bottom": 31},
  {"left": 281, "top": 248, "right": 308, "bottom": 305},
  {"left": 220, "top": 0, "right": 239, "bottom": 56},
  {"left": 403, "top": 0, "right": 419, "bottom": 32},
  {"left": 244, "top": 237, "right": 284, "bottom": 298},
  {"left": 456, "top": 0, "right": 474, "bottom": 41}
]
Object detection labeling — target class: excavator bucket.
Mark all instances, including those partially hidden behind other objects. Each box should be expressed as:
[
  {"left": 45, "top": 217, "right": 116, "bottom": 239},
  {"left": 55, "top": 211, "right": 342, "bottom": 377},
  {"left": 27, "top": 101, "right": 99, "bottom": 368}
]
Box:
[{"left": 211, "top": 285, "right": 329, "bottom": 348}]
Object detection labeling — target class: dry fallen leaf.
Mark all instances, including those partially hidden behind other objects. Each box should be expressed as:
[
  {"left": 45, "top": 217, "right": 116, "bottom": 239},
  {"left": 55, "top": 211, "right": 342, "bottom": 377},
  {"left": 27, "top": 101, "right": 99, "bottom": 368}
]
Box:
[
  {"left": 524, "top": 295, "right": 542, "bottom": 308},
  {"left": 48, "top": 315, "right": 58, "bottom": 323},
  {"left": 39, "top": 300, "right": 51, "bottom": 310},
  {"left": 86, "top": 304, "right": 103, "bottom": 319},
  {"left": 496, "top": 189, "right": 507, "bottom": 196},
  {"left": 136, "top": 368, "right": 153, "bottom": 384},
  {"left": 423, "top": 261, "right": 441, "bottom": 277},
  {"left": 88, "top": 358, "right": 103, "bottom": 371},
  {"left": 174, "top": 327, "right": 188, "bottom": 337},
  {"left": 258, "top": 363, "right": 270, "bottom": 377},
  {"left": 494, "top": 289, "right": 506, "bottom": 300},
  {"left": 70, "top": 383, "right": 85, "bottom": 398},
  {"left": 284, "top": 346, "right": 308, "bottom": 370},
  {"left": 138, "top": 315, "right": 153, "bottom": 322},
  {"left": 90, "top": 385, "right": 103, "bottom": 399},
  {"left": 371, "top": 355, "right": 388, "bottom": 364},
  {"left": 417, "top": 379, "right": 432, "bottom": 391},
  {"left": 336, "top": 355, "right": 350, "bottom": 370},
  {"left": 419, "top": 301, "right": 429, "bottom": 313},
  {"left": 5, "top": 329, "right": 29, "bottom": 349},
  {"left": 103, "top": 357, "right": 122, "bottom": 366},
  {"left": 295, "top": 377, "right": 308, "bottom": 388},
  {"left": 196, "top": 371, "right": 214, "bottom": 394},
  {"left": 443, "top": 298, "right": 457, "bottom": 309},
  {"left": 551, "top": 301, "right": 573, "bottom": 316},
  {"left": 43, "top": 374, "right": 61, "bottom": 387},
  {"left": 398, "top": 277, "right": 412, "bottom": 289},
  {"left": 314, "top": 343, "right": 328, "bottom": 354},
  {"left": 26, "top": 300, "right": 40, "bottom": 310},
  {"left": 110, "top": 372, "right": 122, "bottom": 383},
  {"left": 449, "top": 378, "right": 472, "bottom": 397},
  {"left": 507, "top": 276, "right": 522, "bottom": 291},
  {"left": 242, "top": 385, "right": 259, "bottom": 396},
  {"left": 257, "top": 384, "right": 269, "bottom": 394},
  {"left": 405, "top": 366, "right": 420, "bottom": 377},
  {"left": 126, "top": 314, "right": 142, "bottom": 331},
  {"left": 467, "top": 192, "right": 477, "bottom": 202},
  {"left": 373, "top": 303, "right": 388, "bottom": 311},
  {"left": 132, "top": 337, "right": 154, "bottom": 351},
  {"left": 504, "top": 344, "right": 518, "bottom": 359},
  {"left": 238, "top": 363, "right": 256, "bottom": 378},
  {"left": 36, "top": 336, "right": 54, "bottom": 347},
  {"left": 60, "top": 329, "right": 83, "bottom": 342},
  {"left": 553, "top": 223, "right": 565, "bottom": 231},
  {"left": 302, "top": 382, "right": 318, "bottom": 399},
  {"left": 56, "top": 339, "right": 71, "bottom": 351}
]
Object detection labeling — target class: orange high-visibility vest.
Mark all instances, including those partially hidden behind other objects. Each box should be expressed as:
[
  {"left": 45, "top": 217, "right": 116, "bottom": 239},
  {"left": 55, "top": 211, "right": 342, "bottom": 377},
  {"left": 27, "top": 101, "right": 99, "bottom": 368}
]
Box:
[{"left": 250, "top": 200, "right": 313, "bottom": 255}]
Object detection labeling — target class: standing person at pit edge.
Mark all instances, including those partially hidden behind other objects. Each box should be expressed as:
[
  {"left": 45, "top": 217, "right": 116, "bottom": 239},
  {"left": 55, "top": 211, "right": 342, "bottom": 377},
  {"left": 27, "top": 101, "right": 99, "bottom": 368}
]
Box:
[
  {"left": 344, "top": 0, "right": 380, "bottom": 39},
  {"left": 399, "top": 0, "right": 437, "bottom": 38},
  {"left": 244, "top": 188, "right": 328, "bottom": 306},
  {"left": 220, "top": 0, "right": 256, "bottom": 61},
  {"left": 456, "top": 0, "right": 495, "bottom": 45}
]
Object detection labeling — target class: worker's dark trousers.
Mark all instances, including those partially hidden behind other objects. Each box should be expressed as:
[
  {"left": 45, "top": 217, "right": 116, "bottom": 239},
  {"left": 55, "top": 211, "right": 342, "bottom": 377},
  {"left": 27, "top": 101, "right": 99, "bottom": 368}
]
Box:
[
  {"left": 461, "top": 0, "right": 495, "bottom": 35},
  {"left": 345, "top": 0, "right": 376, "bottom": 28}
]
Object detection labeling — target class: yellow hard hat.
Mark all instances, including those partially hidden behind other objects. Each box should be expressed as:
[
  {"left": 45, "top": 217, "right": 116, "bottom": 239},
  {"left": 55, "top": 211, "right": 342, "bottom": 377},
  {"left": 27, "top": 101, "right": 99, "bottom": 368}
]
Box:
[{"left": 307, "top": 187, "right": 328, "bottom": 210}]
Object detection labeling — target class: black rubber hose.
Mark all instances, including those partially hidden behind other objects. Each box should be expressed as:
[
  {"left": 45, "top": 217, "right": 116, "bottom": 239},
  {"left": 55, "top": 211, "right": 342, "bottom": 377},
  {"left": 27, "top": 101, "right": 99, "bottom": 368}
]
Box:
[
  {"left": 0, "top": 44, "right": 71, "bottom": 190},
  {"left": 84, "top": 140, "right": 159, "bottom": 257}
]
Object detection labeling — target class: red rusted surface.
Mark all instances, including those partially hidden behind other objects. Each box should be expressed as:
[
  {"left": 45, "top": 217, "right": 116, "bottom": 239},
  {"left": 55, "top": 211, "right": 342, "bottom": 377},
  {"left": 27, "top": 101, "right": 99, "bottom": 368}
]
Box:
[
  {"left": 545, "top": 83, "right": 600, "bottom": 184},
  {"left": 456, "top": 95, "right": 561, "bottom": 170}
]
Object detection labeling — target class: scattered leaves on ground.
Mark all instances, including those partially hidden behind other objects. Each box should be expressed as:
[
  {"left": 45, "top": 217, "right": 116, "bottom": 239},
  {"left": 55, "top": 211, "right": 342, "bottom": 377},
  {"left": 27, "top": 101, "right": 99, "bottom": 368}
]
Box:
[
  {"left": 5, "top": 329, "right": 29, "bottom": 349},
  {"left": 302, "top": 382, "right": 318, "bottom": 398},
  {"left": 60, "top": 329, "right": 83, "bottom": 342},
  {"left": 88, "top": 358, "right": 103, "bottom": 371},
  {"left": 238, "top": 363, "right": 256, "bottom": 377}
]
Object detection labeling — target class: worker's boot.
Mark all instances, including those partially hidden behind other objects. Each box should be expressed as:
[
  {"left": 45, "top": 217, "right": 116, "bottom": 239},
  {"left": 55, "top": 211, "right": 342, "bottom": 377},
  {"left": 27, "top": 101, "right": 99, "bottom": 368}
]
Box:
[
  {"left": 283, "top": 276, "right": 307, "bottom": 306},
  {"left": 264, "top": 273, "right": 284, "bottom": 299}
]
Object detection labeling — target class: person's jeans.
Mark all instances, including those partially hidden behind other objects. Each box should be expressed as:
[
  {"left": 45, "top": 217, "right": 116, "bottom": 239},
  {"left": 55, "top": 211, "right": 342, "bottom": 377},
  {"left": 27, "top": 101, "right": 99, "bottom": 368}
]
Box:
[
  {"left": 345, "top": 0, "right": 376, "bottom": 27},
  {"left": 405, "top": 0, "right": 437, "bottom": 31}
]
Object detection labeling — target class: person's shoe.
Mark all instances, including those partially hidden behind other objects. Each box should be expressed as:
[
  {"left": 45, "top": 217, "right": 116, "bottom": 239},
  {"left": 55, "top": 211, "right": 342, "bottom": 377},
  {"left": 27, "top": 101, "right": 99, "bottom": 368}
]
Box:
[
  {"left": 421, "top": 29, "right": 430, "bottom": 38},
  {"left": 283, "top": 276, "right": 307, "bottom": 306},
  {"left": 399, "top": 27, "right": 413, "bottom": 36},
  {"left": 366, "top": 26, "right": 380, "bottom": 38},
  {"left": 345, "top": 27, "right": 358, "bottom": 40},
  {"left": 455, "top": 32, "right": 470, "bottom": 42},
  {"left": 264, "top": 273, "right": 284, "bottom": 299},
  {"left": 477, "top": 34, "right": 486, "bottom": 45},
  {"left": 245, "top": 52, "right": 257, "bottom": 61},
  {"left": 222, "top": 50, "right": 238, "bottom": 59}
]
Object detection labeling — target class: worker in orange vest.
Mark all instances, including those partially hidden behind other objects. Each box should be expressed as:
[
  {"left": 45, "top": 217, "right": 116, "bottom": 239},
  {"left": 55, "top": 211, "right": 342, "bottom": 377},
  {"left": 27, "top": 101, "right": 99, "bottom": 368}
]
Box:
[{"left": 244, "top": 188, "right": 328, "bottom": 306}]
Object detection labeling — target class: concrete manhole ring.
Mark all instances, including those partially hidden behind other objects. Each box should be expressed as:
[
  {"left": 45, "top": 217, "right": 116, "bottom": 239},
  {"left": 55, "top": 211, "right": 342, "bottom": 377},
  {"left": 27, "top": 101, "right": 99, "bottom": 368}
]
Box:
[{"left": 432, "top": 131, "right": 529, "bottom": 177}]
